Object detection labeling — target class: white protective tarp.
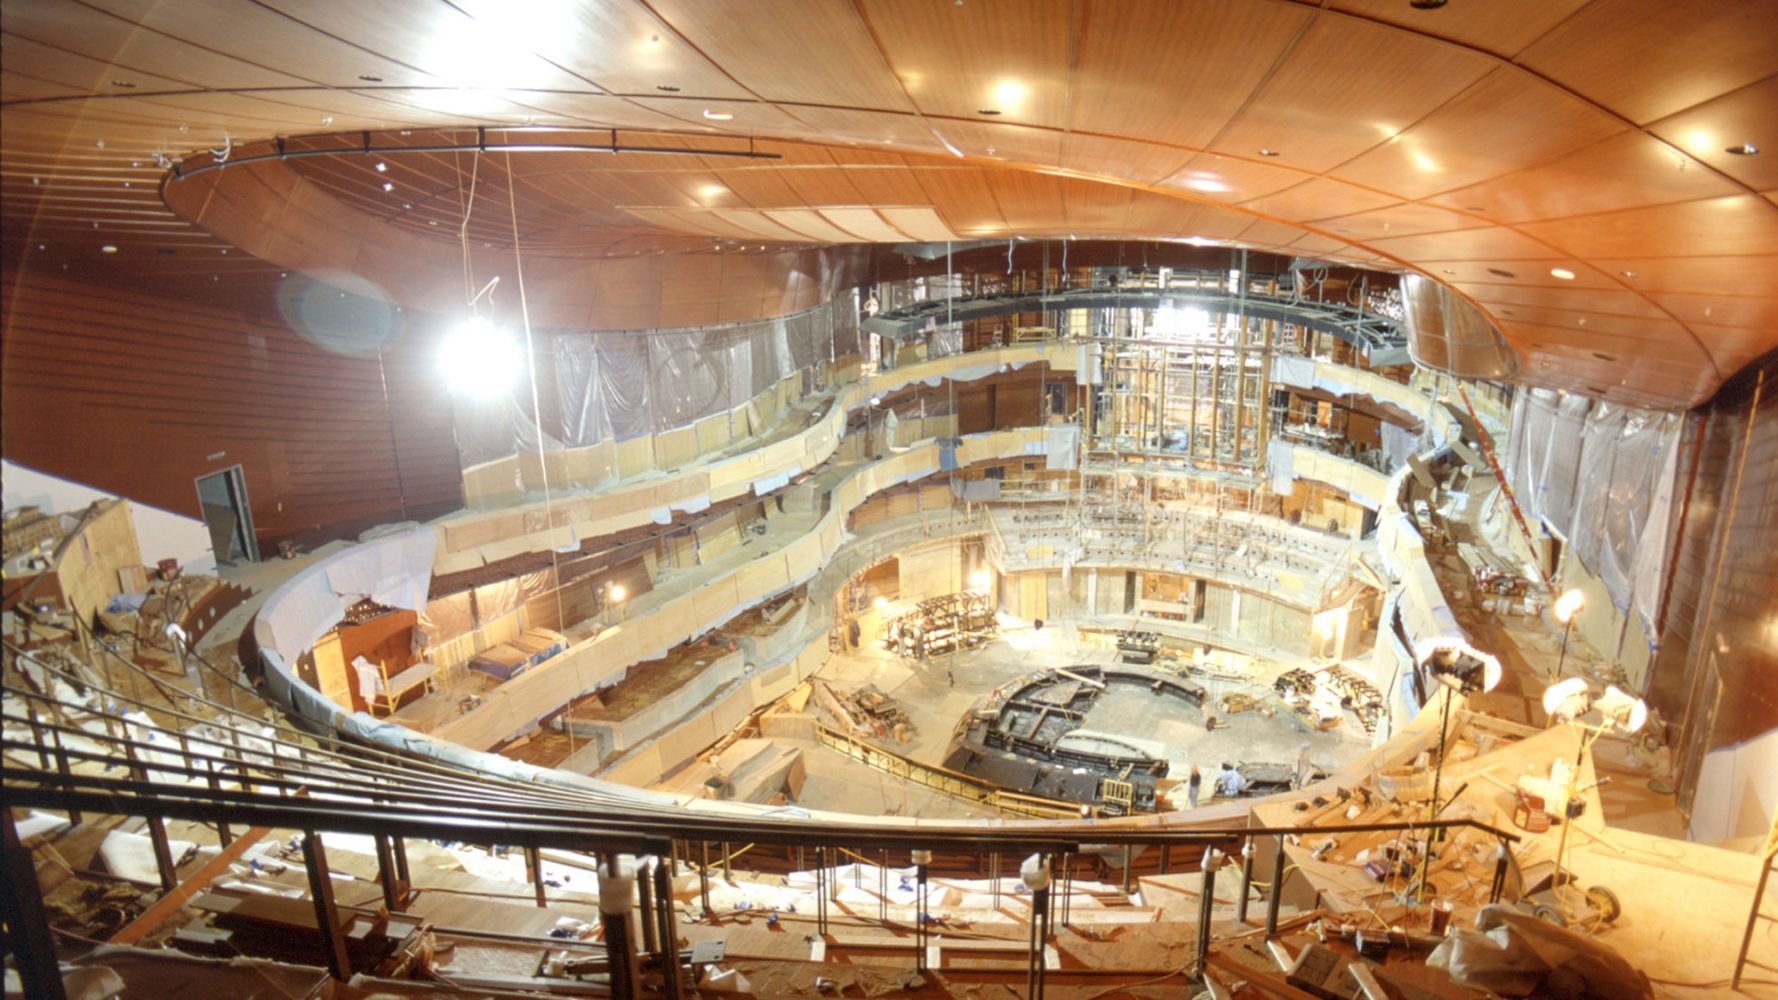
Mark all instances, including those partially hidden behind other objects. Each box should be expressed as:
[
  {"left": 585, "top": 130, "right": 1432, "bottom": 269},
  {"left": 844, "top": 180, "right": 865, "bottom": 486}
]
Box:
[{"left": 258, "top": 527, "right": 437, "bottom": 664}]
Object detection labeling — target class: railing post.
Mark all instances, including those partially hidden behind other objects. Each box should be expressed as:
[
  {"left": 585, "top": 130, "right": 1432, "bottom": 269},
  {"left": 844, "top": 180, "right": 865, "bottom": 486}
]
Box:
[
  {"left": 50, "top": 727, "right": 81, "bottom": 827},
  {"left": 912, "top": 849, "right": 931, "bottom": 973},
  {"left": 699, "top": 841, "right": 712, "bottom": 914},
  {"left": 124, "top": 744, "right": 178, "bottom": 892},
  {"left": 301, "top": 832, "right": 352, "bottom": 981},
  {"left": 525, "top": 846, "right": 548, "bottom": 908},
  {"left": 1490, "top": 840, "right": 1510, "bottom": 904},
  {"left": 1195, "top": 849, "right": 1222, "bottom": 975},
  {"left": 374, "top": 835, "right": 402, "bottom": 911},
  {"left": 1237, "top": 841, "right": 1255, "bottom": 925},
  {"left": 2, "top": 808, "right": 66, "bottom": 1000},
  {"left": 1266, "top": 835, "right": 1287, "bottom": 936},
  {"left": 655, "top": 853, "right": 683, "bottom": 1000},
  {"left": 599, "top": 853, "right": 638, "bottom": 1000},
  {"left": 636, "top": 855, "right": 658, "bottom": 953},
  {"left": 1023, "top": 854, "right": 1050, "bottom": 1000}
]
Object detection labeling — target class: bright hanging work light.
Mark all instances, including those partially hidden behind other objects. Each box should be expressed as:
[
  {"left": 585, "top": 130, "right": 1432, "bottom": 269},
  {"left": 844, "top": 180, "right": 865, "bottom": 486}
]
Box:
[{"left": 440, "top": 315, "right": 521, "bottom": 397}]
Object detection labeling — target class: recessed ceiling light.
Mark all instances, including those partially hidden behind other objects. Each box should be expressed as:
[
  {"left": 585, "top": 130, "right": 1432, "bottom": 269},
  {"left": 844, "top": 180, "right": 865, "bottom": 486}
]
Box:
[
  {"left": 1441, "top": 269, "right": 1457, "bottom": 275},
  {"left": 376, "top": 162, "right": 387, "bottom": 172},
  {"left": 383, "top": 181, "right": 394, "bottom": 192},
  {"left": 1620, "top": 270, "right": 1638, "bottom": 279},
  {"left": 1410, "top": 0, "right": 1448, "bottom": 8},
  {"left": 1577, "top": 317, "right": 1587, "bottom": 325},
  {"left": 358, "top": 74, "right": 383, "bottom": 83},
  {"left": 702, "top": 109, "right": 733, "bottom": 120},
  {"left": 1258, "top": 148, "right": 1280, "bottom": 157},
  {"left": 656, "top": 85, "right": 681, "bottom": 92},
  {"left": 110, "top": 80, "right": 136, "bottom": 89},
  {"left": 1487, "top": 267, "right": 1516, "bottom": 279},
  {"left": 1725, "top": 142, "right": 1760, "bottom": 156},
  {"left": 100, "top": 244, "right": 118, "bottom": 253},
  {"left": 977, "top": 108, "right": 1001, "bottom": 116},
  {"left": 1550, "top": 267, "right": 1576, "bottom": 280},
  {"left": 1593, "top": 352, "right": 1618, "bottom": 362}
]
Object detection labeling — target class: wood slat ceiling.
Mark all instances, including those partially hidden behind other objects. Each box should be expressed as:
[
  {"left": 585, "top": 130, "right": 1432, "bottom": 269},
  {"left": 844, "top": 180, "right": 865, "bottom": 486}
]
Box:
[{"left": 4, "top": 0, "right": 1776, "bottom": 408}]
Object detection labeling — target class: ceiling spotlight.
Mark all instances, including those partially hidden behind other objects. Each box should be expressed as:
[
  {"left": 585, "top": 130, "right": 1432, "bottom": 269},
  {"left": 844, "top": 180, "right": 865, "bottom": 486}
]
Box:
[
  {"left": 110, "top": 80, "right": 137, "bottom": 88},
  {"left": 100, "top": 245, "right": 118, "bottom": 253},
  {"left": 656, "top": 85, "right": 681, "bottom": 92},
  {"left": 1725, "top": 142, "right": 1760, "bottom": 156},
  {"left": 1550, "top": 267, "right": 1576, "bottom": 280},
  {"left": 1487, "top": 267, "right": 1517, "bottom": 279},
  {"left": 358, "top": 74, "right": 383, "bottom": 83},
  {"left": 383, "top": 181, "right": 394, "bottom": 192},
  {"left": 376, "top": 161, "right": 387, "bottom": 172},
  {"left": 1258, "top": 148, "right": 1280, "bottom": 157},
  {"left": 977, "top": 108, "right": 1002, "bottom": 116},
  {"left": 1620, "top": 270, "right": 1638, "bottom": 279},
  {"left": 702, "top": 109, "right": 733, "bottom": 120}
]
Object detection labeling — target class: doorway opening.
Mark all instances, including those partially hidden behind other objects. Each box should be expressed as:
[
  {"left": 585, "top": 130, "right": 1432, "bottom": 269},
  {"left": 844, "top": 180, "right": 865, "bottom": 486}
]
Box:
[{"left": 194, "top": 466, "right": 258, "bottom": 565}]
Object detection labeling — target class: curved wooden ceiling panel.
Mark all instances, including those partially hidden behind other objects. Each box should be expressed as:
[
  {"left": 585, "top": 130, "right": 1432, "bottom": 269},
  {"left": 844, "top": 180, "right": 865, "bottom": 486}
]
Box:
[{"left": 5, "top": 0, "right": 1777, "bottom": 408}]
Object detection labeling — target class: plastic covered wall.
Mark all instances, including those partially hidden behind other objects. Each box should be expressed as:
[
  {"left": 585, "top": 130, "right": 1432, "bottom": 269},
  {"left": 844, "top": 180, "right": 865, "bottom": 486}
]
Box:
[
  {"left": 1501, "top": 387, "right": 1683, "bottom": 636},
  {"left": 455, "top": 296, "right": 860, "bottom": 467}
]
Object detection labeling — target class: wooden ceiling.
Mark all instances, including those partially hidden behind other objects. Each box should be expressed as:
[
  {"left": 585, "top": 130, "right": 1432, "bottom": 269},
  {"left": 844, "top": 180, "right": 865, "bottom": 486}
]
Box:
[{"left": 3, "top": 0, "right": 1775, "bottom": 408}]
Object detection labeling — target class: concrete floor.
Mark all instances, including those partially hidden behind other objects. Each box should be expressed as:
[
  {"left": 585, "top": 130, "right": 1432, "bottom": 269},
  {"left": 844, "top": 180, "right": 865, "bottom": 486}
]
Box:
[{"left": 808, "top": 614, "right": 1373, "bottom": 811}]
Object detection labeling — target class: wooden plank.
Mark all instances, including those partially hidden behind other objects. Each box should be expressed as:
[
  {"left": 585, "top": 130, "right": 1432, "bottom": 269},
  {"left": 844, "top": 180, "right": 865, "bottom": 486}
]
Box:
[{"left": 110, "top": 825, "right": 275, "bottom": 945}]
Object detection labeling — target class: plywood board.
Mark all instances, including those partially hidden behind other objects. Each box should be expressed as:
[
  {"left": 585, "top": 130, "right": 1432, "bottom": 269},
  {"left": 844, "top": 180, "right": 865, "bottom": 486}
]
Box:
[{"left": 614, "top": 437, "right": 655, "bottom": 479}]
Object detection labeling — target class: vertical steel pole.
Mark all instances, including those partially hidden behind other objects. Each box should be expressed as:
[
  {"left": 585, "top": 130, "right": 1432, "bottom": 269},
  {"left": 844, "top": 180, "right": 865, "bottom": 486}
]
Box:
[
  {"left": 1237, "top": 841, "right": 1256, "bottom": 925},
  {"left": 1195, "top": 849, "right": 1222, "bottom": 972},
  {"left": 302, "top": 832, "right": 353, "bottom": 981},
  {"left": 1266, "top": 837, "right": 1287, "bottom": 936},
  {"left": 2, "top": 808, "right": 66, "bottom": 1000}
]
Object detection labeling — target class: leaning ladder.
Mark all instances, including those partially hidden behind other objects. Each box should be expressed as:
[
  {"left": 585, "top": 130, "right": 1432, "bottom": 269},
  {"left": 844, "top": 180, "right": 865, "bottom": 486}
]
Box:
[{"left": 1732, "top": 806, "right": 1778, "bottom": 989}]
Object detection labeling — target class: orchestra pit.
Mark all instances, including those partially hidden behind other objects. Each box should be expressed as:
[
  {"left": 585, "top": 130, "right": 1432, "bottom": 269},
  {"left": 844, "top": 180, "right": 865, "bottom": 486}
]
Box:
[{"left": 4, "top": 3, "right": 1778, "bottom": 999}]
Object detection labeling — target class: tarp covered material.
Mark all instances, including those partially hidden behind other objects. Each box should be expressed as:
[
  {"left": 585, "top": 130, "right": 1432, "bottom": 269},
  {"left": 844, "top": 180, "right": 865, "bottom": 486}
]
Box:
[
  {"left": 257, "top": 527, "right": 437, "bottom": 665},
  {"left": 1427, "top": 904, "right": 1652, "bottom": 999},
  {"left": 1044, "top": 425, "right": 1080, "bottom": 471},
  {"left": 1500, "top": 388, "right": 1683, "bottom": 635},
  {"left": 1381, "top": 421, "right": 1419, "bottom": 469},
  {"left": 952, "top": 478, "right": 1000, "bottom": 502},
  {"left": 1266, "top": 438, "right": 1295, "bottom": 496}
]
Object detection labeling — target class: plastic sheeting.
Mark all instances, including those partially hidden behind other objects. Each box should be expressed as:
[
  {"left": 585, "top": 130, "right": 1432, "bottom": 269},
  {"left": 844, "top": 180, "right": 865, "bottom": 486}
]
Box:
[
  {"left": 1500, "top": 388, "right": 1683, "bottom": 635},
  {"left": 457, "top": 297, "right": 858, "bottom": 465},
  {"left": 257, "top": 526, "right": 437, "bottom": 665}
]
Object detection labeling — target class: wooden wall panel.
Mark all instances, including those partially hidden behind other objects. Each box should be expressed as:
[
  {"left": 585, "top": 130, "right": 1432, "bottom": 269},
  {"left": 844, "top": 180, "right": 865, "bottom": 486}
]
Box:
[{"left": 1, "top": 269, "right": 461, "bottom": 551}]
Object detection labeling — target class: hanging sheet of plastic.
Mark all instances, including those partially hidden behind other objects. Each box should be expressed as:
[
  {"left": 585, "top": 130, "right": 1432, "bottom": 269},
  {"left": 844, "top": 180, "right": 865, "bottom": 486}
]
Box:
[
  {"left": 1568, "top": 403, "right": 1627, "bottom": 580},
  {"left": 550, "top": 336, "right": 612, "bottom": 447},
  {"left": 929, "top": 321, "right": 964, "bottom": 360},
  {"left": 453, "top": 389, "right": 530, "bottom": 468},
  {"left": 1627, "top": 414, "right": 1682, "bottom": 632},
  {"left": 784, "top": 307, "right": 823, "bottom": 372},
  {"left": 1594, "top": 409, "right": 1673, "bottom": 616},
  {"left": 1381, "top": 422, "right": 1419, "bottom": 470},
  {"left": 596, "top": 334, "right": 654, "bottom": 440},
  {"left": 650, "top": 329, "right": 730, "bottom": 431}
]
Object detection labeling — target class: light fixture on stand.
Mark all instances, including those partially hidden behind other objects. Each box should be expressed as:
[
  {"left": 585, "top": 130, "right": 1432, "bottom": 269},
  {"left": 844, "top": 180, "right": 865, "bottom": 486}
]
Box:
[
  {"left": 1538, "top": 678, "right": 1648, "bottom": 925},
  {"left": 1413, "top": 637, "right": 1502, "bottom": 900},
  {"left": 1552, "top": 588, "right": 1585, "bottom": 678}
]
